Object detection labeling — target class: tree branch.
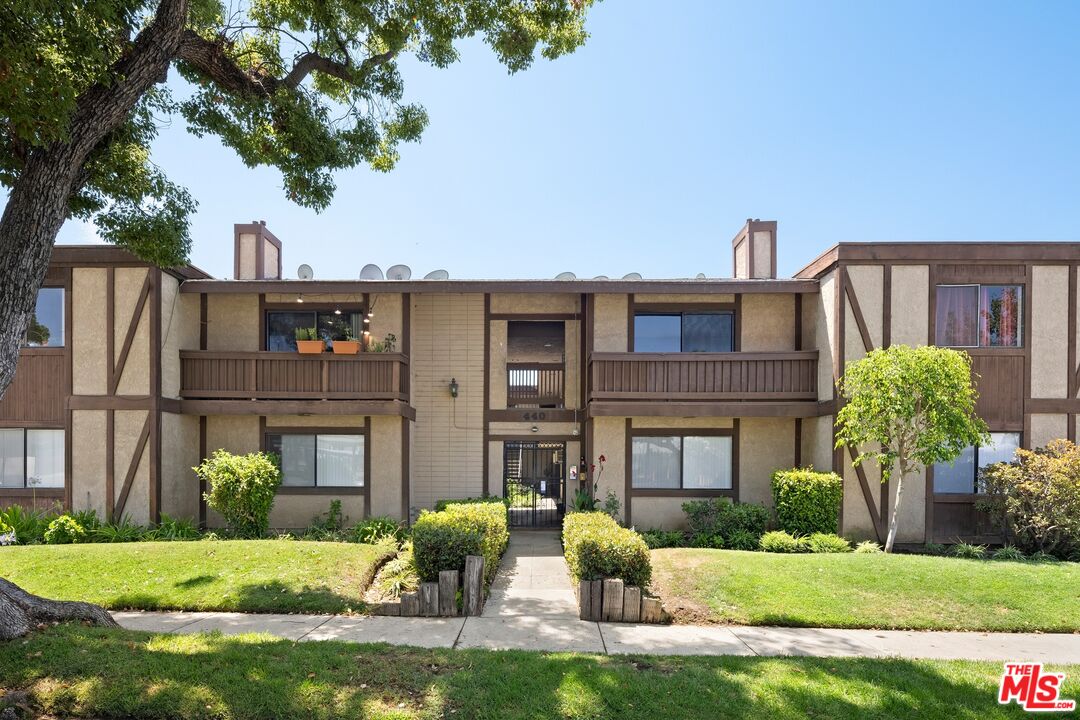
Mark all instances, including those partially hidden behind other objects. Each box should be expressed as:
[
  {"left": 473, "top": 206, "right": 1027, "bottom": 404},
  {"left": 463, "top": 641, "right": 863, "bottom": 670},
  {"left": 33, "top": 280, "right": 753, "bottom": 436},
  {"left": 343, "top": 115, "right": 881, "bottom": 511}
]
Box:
[{"left": 178, "top": 29, "right": 398, "bottom": 98}]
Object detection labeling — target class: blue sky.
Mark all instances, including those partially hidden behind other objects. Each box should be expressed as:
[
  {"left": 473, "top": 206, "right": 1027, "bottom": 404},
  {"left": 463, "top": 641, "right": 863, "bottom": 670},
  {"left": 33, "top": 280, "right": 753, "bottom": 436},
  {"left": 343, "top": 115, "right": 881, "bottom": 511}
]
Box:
[{"left": 54, "top": 0, "right": 1080, "bottom": 280}]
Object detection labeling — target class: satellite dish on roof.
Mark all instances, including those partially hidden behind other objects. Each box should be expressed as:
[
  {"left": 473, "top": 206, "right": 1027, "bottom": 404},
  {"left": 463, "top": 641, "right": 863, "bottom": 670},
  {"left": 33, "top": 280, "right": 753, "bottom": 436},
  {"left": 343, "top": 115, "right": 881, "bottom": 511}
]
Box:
[
  {"left": 695, "top": 272, "right": 707, "bottom": 279},
  {"left": 297, "top": 264, "right": 314, "bottom": 280},
  {"left": 622, "top": 272, "right": 642, "bottom": 280},
  {"left": 424, "top": 269, "right": 450, "bottom": 280},
  {"left": 555, "top": 271, "right": 577, "bottom": 280},
  {"left": 387, "top": 264, "right": 412, "bottom": 280},
  {"left": 593, "top": 275, "right": 609, "bottom": 280},
  {"left": 359, "top": 264, "right": 383, "bottom": 280}
]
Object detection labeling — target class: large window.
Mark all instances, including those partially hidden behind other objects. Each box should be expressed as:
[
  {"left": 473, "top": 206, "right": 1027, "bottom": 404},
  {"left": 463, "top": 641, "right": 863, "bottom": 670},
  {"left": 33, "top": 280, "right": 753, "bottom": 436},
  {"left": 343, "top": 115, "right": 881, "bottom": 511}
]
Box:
[
  {"left": 634, "top": 311, "right": 734, "bottom": 352},
  {"left": 265, "top": 310, "right": 363, "bottom": 351},
  {"left": 22, "top": 287, "right": 64, "bottom": 347},
  {"left": 632, "top": 434, "right": 733, "bottom": 490},
  {"left": 933, "top": 432, "right": 1020, "bottom": 494},
  {"left": 265, "top": 432, "right": 364, "bottom": 488},
  {"left": 0, "top": 429, "right": 64, "bottom": 488},
  {"left": 935, "top": 285, "right": 1022, "bottom": 347}
]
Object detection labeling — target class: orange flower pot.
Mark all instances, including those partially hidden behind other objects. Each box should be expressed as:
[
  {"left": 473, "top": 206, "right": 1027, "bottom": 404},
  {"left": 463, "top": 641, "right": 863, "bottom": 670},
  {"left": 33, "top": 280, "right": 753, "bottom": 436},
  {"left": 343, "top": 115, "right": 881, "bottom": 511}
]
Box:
[
  {"left": 332, "top": 340, "right": 361, "bottom": 355},
  {"left": 296, "top": 340, "right": 325, "bottom": 354}
]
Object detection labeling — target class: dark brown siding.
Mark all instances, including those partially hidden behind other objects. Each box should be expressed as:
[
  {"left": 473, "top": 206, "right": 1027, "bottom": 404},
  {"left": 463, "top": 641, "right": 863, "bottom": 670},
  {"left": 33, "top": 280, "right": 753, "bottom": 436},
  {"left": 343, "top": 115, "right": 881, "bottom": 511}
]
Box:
[{"left": 0, "top": 352, "right": 65, "bottom": 425}]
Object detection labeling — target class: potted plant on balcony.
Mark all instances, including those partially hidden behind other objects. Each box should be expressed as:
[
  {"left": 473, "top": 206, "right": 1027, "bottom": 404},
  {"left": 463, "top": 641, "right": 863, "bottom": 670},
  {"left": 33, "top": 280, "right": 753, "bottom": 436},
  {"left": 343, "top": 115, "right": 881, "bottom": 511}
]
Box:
[
  {"left": 333, "top": 325, "right": 361, "bottom": 355},
  {"left": 368, "top": 333, "right": 397, "bottom": 353},
  {"left": 295, "top": 327, "right": 325, "bottom": 354}
]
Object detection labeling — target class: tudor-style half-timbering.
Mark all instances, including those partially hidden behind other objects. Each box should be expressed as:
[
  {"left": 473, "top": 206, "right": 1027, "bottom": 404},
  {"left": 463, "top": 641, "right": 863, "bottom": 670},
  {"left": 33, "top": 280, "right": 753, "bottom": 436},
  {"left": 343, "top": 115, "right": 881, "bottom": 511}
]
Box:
[{"left": 4, "top": 222, "right": 1077, "bottom": 541}]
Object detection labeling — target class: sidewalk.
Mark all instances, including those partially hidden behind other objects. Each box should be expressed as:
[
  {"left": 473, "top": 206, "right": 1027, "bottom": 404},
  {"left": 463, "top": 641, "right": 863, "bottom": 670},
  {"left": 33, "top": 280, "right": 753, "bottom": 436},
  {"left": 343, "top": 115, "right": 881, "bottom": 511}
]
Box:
[{"left": 111, "top": 531, "right": 1080, "bottom": 662}]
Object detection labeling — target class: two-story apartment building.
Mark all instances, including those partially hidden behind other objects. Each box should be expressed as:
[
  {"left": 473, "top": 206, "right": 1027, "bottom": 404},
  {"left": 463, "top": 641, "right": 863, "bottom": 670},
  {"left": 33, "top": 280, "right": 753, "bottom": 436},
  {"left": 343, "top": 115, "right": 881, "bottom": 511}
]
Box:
[{"left": 2, "top": 219, "right": 1077, "bottom": 545}]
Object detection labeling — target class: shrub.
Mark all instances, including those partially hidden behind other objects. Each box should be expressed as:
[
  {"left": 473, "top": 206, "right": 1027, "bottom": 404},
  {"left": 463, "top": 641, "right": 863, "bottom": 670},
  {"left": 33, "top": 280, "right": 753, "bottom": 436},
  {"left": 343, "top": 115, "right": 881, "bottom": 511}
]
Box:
[
  {"left": 759, "top": 530, "right": 800, "bottom": 553},
  {"left": 433, "top": 496, "right": 509, "bottom": 512},
  {"left": 145, "top": 513, "right": 201, "bottom": 541},
  {"left": 689, "top": 532, "right": 724, "bottom": 549},
  {"left": 924, "top": 542, "right": 948, "bottom": 556},
  {"left": 44, "top": 515, "right": 86, "bottom": 544},
  {"left": 375, "top": 543, "right": 420, "bottom": 599},
  {"left": 639, "top": 529, "right": 684, "bottom": 549},
  {"left": 412, "top": 502, "right": 508, "bottom": 586},
  {"left": 563, "top": 512, "right": 651, "bottom": 588},
  {"left": 771, "top": 467, "right": 843, "bottom": 536},
  {"left": 682, "top": 498, "right": 769, "bottom": 547},
  {"left": 195, "top": 450, "right": 281, "bottom": 538},
  {"left": 1028, "top": 550, "right": 1060, "bottom": 564},
  {"left": 726, "top": 529, "right": 760, "bottom": 551},
  {"left": 804, "top": 532, "right": 851, "bottom": 553},
  {"left": 0, "top": 505, "right": 53, "bottom": 544},
  {"left": 68, "top": 509, "right": 101, "bottom": 533},
  {"left": 93, "top": 515, "right": 145, "bottom": 542},
  {"left": 979, "top": 439, "right": 1080, "bottom": 560},
  {"left": 351, "top": 516, "right": 406, "bottom": 544},
  {"left": 854, "top": 540, "right": 883, "bottom": 554},
  {"left": 991, "top": 545, "right": 1026, "bottom": 562},
  {"left": 951, "top": 541, "right": 987, "bottom": 559}
]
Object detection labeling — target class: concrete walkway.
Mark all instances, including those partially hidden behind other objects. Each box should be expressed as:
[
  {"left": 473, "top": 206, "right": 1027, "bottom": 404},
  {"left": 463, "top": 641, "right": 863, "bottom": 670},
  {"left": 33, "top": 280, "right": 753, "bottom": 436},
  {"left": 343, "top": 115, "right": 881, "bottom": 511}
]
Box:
[{"left": 112, "top": 531, "right": 1080, "bottom": 662}]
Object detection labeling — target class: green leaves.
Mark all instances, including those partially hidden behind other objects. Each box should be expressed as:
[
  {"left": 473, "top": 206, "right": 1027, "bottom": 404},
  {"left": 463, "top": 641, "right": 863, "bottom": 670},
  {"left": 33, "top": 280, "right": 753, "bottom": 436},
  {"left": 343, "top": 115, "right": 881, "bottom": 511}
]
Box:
[
  {"left": 836, "top": 345, "right": 989, "bottom": 481},
  {"left": 195, "top": 450, "right": 282, "bottom": 538},
  {"left": 2, "top": 0, "right": 598, "bottom": 266}
]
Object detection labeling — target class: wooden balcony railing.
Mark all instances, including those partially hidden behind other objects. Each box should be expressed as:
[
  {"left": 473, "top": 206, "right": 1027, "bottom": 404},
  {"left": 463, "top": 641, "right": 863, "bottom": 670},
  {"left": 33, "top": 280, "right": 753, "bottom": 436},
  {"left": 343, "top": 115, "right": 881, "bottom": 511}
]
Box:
[
  {"left": 507, "top": 362, "right": 564, "bottom": 407},
  {"left": 589, "top": 351, "right": 818, "bottom": 401},
  {"left": 180, "top": 351, "right": 409, "bottom": 401}
]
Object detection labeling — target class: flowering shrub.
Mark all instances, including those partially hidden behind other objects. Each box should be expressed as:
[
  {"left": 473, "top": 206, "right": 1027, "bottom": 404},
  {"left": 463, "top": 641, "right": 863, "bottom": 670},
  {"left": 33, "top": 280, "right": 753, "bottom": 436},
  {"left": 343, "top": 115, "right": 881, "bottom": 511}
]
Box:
[{"left": 44, "top": 515, "right": 87, "bottom": 544}]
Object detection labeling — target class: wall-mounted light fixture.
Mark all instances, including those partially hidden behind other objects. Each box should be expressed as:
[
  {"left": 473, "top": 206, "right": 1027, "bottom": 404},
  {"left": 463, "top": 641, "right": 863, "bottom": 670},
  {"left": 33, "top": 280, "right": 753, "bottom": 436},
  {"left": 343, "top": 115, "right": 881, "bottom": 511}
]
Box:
[
  {"left": 449, "top": 378, "right": 459, "bottom": 398},
  {"left": 334, "top": 308, "right": 341, "bottom": 315},
  {"left": 296, "top": 294, "right": 304, "bottom": 303},
  {"left": 530, "top": 425, "right": 539, "bottom": 433}
]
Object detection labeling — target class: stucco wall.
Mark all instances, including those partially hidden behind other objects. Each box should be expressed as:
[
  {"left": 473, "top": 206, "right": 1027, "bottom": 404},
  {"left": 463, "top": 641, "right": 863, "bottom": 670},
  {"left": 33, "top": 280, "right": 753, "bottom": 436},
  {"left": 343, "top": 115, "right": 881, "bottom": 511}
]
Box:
[
  {"left": 369, "top": 415, "right": 403, "bottom": 518},
  {"left": 238, "top": 233, "right": 257, "bottom": 279},
  {"left": 591, "top": 417, "right": 627, "bottom": 522},
  {"left": 490, "top": 293, "right": 578, "bottom": 314},
  {"left": 489, "top": 320, "right": 507, "bottom": 409},
  {"left": 1029, "top": 413, "right": 1068, "bottom": 447},
  {"left": 890, "top": 265, "right": 929, "bottom": 345},
  {"left": 1031, "top": 265, "right": 1069, "bottom": 398},
  {"left": 161, "top": 413, "right": 200, "bottom": 521},
  {"left": 207, "top": 294, "right": 259, "bottom": 351},
  {"left": 734, "top": 241, "right": 748, "bottom": 278},
  {"left": 800, "top": 415, "right": 834, "bottom": 471},
  {"left": 70, "top": 410, "right": 107, "bottom": 517},
  {"left": 592, "top": 295, "right": 628, "bottom": 352},
  {"left": 814, "top": 270, "right": 836, "bottom": 400},
  {"left": 739, "top": 417, "right": 796, "bottom": 508},
  {"left": 410, "top": 293, "right": 485, "bottom": 509},
  {"left": 161, "top": 275, "right": 200, "bottom": 398},
  {"left": 368, "top": 292, "right": 403, "bottom": 350},
  {"left": 740, "top": 294, "right": 795, "bottom": 352},
  {"left": 752, "top": 230, "right": 772, "bottom": 278},
  {"left": 845, "top": 265, "right": 884, "bottom": 351},
  {"left": 72, "top": 268, "right": 108, "bottom": 395},
  {"left": 841, "top": 459, "right": 880, "bottom": 542},
  {"left": 114, "top": 409, "right": 151, "bottom": 525},
  {"left": 113, "top": 268, "right": 151, "bottom": 396}
]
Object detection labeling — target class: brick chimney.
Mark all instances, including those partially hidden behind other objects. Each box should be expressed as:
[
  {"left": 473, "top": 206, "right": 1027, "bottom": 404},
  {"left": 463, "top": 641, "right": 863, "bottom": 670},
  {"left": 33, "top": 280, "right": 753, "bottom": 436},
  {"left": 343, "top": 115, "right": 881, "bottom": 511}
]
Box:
[
  {"left": 731, "top": 219, "right": 777, "bottom": 279},
  {"left": 233, "top": 221, "right": 282, "bottom": 280}
]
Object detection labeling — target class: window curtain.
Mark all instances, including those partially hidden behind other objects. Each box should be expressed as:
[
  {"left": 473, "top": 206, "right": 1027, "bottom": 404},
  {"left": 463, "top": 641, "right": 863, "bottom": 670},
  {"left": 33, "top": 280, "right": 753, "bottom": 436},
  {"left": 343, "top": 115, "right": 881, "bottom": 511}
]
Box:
[
  {"left": 979, "top": 286, "right": 1020, "bottom": 347},
  {"left": 935, "top": 286, "right": 979, "bottom": 346}
]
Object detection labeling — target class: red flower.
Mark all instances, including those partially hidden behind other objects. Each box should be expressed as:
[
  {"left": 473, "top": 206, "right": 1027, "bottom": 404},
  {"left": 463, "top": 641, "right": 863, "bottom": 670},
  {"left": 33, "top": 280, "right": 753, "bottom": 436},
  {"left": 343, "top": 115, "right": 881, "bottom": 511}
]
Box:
[
  {"left": 590, "top": 464, "right": 596, "bottom": 472},
  {"left": 598, "top": 454, "right": 606, "bottom": 463}
]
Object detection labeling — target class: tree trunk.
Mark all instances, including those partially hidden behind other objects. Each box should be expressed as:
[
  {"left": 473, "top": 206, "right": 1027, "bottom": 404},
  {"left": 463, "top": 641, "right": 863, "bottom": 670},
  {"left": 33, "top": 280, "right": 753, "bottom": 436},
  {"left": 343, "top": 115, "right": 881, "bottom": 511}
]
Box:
[
  {"left": 0, "top": 0, "right": 188, "bottom": 401},
  {"left": 0, "top": 577, "right": 118, "bottom": 641},
  {"left": 884, "top": 469, "right": 905, "bottom": 552}
]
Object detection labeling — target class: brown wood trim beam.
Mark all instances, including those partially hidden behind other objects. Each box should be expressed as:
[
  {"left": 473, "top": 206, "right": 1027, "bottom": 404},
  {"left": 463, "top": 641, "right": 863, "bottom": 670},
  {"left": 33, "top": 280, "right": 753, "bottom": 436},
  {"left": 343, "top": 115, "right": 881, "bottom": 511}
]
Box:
[
  {"left": 482, "top": 293, "right": 490, "bottom": 497},
  {"left": 486, "top": 433, "right": 582, "bottom": 442},
  {"left": 882, "top": 265, "right": 892, "bottom": 348},
  {"left": 587, "top": 401, "right": 827, "bottom": 418},
  {"left": 199, "top": 293, "right": 208, "bottom": 350},
  {"left": 630, "top": 489, "right": 736, "bottom": 498},
  {"left": 178, "top": 399, "right": 416, "bottom": 419},
  {"left": 113, "top": 413, "right": 151, "bottom": 520},
  {"left": 486, "top": 409, "right": 579, "bottom": 422},
  {"left": 1024, "top": 398, "right": 1080, "bottom": 414},
  {"left": 106, "top": 268, "right": 115, "bottom": 392},
  {"left": 487, "top": 312, "right": 579, "bottom": 321},
  {"left": 842, "top": 268, "right": 874, "bottom": 354},
  {"left": 846, "top": 444, "right": 882, "bottom": 542},
  {"left": 794, "top": 417, "right": 802, "bottom": 467},
  {"left": 589, "top": 350, "right": 818, "bottom": 362},
  {"left": 1070, "top": 264, "right": 1078, "bottom": 400}
]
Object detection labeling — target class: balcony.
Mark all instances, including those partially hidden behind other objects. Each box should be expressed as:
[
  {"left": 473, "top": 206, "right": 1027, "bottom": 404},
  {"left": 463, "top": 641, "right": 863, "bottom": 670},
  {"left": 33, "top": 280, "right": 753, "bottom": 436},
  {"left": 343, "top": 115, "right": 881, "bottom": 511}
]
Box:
[
  {"left": 588, "top": 351, "right": 819, "bottom": 415},
  {"left": 507, "top": 362, "right": 565, "bottom": 408},
  {"left": 180, "top": 351, "right": 409, "bottom": 402}
]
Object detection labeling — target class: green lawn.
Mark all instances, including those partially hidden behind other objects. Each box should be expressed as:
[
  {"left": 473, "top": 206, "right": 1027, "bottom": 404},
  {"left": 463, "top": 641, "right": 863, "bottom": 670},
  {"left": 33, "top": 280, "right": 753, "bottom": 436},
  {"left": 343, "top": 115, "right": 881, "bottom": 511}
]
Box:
[
  {"left": 3, "top": 625, "right": 1074, "bottom": 720},
  {"left": 0, "top": 539, "right": 396, "bottom": 614},
  {"left": 652, "top": 548, "right": 1080, "bottom": 632}
]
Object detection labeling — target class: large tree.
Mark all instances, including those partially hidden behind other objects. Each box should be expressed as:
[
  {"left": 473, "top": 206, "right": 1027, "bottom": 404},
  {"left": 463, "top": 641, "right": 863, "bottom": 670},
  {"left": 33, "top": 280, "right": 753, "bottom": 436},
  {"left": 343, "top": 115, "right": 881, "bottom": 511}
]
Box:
[
  {"left": 0, "top": 0, "right": 597, "bottom": 398},
  {"left": 835, "top": 345, "right": 989, "bottom": 552}
]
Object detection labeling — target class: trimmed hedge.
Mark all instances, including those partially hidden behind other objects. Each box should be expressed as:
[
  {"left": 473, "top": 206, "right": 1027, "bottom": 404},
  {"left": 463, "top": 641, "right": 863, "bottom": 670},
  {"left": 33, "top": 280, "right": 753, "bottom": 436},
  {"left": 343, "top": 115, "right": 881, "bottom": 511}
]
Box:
[
  {"left": 682, "top": 498, "right": 769, "bottom": 547},
  {"left": 433, "top": 496, "right": 510, "bottom": 512},
  {"left": 563, "top": 512, "right": 651, "bottom": 589},
  {"left": 771, "top": 468, "right": 843, "bottom": 536},
  {"left": 412, "top": 502, "right": 509, "bottom": 585}
]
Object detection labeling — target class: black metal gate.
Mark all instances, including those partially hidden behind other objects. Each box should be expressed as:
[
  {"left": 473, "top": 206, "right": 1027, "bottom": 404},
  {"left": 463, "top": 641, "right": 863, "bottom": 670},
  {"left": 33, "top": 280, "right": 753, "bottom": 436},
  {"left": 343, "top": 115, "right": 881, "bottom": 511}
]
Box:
[{"left": 503, "top": 441, "right": 566, "bottom": 528}]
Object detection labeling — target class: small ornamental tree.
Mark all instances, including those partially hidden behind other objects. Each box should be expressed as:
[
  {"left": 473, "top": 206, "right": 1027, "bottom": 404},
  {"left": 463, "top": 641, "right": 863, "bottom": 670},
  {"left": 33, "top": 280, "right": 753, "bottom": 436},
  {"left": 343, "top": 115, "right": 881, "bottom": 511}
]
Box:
[
  {"left": 836, "top": 345, "right": 989, "bottom": 552},
  {"left": 195, "top": 450, "right": 282, "bottom": 538}
]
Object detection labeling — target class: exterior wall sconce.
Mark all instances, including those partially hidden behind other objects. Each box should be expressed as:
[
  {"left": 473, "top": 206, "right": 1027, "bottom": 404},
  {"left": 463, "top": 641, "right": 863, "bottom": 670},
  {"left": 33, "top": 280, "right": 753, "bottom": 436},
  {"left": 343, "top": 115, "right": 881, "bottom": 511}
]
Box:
[{"left": 449, "top": 378, "right": 459, "bottom": 398}]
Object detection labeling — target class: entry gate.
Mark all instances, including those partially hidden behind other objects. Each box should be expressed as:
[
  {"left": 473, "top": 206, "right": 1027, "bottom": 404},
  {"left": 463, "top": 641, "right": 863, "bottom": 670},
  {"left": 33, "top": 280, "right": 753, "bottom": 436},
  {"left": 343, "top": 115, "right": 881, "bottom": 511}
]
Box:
[{"left": 503, "top": 441, "right": 566, "bottom": 528}]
